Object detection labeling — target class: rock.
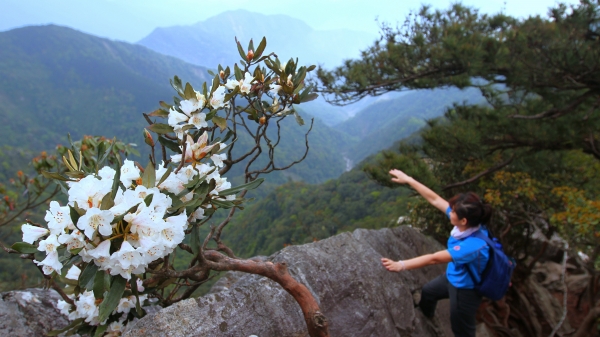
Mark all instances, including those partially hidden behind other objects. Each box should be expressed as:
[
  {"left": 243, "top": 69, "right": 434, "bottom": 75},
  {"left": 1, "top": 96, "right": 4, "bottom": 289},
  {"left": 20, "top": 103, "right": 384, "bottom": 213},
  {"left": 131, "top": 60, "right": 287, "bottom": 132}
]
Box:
[
  {"left": 0, "top": 288, "right": 73, "bottom": 337},
  {"left": 124, "top": 226, "right": 452, "bottom": 337}
]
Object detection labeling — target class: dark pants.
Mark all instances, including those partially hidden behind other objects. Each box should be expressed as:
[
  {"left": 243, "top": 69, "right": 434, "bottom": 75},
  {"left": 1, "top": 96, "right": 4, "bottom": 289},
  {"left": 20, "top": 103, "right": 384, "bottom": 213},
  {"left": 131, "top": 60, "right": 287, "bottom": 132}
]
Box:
[{"left": 419, "top": 274, "right": 482, "bottom": 337}]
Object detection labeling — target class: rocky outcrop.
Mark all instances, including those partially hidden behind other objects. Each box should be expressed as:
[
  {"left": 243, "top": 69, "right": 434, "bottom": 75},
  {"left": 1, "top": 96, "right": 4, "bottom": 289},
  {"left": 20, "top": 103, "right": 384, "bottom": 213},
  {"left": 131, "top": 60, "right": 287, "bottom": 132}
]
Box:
[
  {"left": 124, "top": 226, "right": 453, "bottom": 337},
  {"left": 0, "top": 288, "right": 72, "bottom": 336}
]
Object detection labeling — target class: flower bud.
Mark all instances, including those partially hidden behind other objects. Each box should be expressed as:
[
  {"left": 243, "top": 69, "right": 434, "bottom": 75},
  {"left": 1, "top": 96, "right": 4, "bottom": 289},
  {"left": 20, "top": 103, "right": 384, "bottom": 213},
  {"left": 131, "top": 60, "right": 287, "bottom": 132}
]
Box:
[
  {"left": 259, "top": 116, "right": 266, "bottom": 125},
  {"left": 219, "top": 70, "right": 226, "bottom": 80},
  {"left": 247, "top": 49, "right": 254, "bottom": 61},
  {"left": 143, "top": 128, "right": 155, "bottom": 147}
]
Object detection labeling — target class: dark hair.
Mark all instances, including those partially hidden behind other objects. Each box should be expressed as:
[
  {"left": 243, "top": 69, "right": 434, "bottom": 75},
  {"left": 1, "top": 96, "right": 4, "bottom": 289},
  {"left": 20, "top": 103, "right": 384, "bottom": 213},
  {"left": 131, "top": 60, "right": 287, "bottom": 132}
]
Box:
[{"left": 448, "top": 192, "right": 492, "bottom": 228}]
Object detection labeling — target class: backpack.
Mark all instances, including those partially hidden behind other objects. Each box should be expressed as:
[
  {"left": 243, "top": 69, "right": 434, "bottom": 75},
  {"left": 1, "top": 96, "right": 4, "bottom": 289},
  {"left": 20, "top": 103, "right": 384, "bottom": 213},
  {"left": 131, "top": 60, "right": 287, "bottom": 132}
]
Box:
[{"left": 466, "top": 230, "right": 516, "bottom": 301}]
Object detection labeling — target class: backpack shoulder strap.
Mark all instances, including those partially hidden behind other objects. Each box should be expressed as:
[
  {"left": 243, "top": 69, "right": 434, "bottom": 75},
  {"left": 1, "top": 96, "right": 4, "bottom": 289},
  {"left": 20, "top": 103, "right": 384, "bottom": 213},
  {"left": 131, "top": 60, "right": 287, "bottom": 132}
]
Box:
[{"left": 470, "top": 229, "right": 495, "bottom": 248}]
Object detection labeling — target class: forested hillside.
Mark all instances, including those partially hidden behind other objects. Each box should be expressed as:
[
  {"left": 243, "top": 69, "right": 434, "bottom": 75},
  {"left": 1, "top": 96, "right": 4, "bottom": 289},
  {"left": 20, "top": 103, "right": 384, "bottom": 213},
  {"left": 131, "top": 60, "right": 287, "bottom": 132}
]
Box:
[{"left": 336, "top": 88, "right": 483, "bottom": 165}]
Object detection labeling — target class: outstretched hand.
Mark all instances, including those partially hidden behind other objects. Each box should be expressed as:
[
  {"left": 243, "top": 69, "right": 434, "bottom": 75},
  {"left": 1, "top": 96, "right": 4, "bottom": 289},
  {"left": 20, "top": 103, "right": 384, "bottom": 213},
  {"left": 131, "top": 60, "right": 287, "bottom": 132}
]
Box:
[
  {"left": 381, "top": 257, "right": 405, "bottom": 272},
  {"left": 389, "top": 169, "right": 412, "bottom": 185}
]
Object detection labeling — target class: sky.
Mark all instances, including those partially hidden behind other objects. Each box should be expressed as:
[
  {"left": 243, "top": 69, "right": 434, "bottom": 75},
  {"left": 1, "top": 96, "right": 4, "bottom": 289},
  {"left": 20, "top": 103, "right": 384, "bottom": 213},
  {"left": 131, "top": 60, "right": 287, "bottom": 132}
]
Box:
[{"left": 0, "top": 0, "right": 581, "bottom": 43}]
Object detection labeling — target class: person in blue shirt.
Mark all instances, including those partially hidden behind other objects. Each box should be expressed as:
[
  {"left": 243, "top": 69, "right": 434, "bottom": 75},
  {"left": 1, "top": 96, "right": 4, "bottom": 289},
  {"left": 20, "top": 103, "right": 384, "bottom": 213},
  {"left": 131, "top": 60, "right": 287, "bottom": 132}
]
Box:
[{"left": 381, "top": 169, "right": 492, "bottom": 337}]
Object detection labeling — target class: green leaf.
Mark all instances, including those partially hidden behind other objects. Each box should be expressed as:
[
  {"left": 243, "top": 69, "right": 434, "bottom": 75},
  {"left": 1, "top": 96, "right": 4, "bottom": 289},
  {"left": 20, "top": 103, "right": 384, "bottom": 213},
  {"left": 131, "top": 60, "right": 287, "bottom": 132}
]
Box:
[
  {"left": 218, "top": 178, "right": 265, "bottom": 196},
  {"left": 80, "top": 263, "right": 99, "bottom": 291},
  {"left": 110, "top": 164, "right": 121, "bottom": 204},
  {"left": 142, "top": 161, "right": 156, "bottom": 188},
  {"left": 294, "top": 66, "right": 307, "bottom": 87},
  {"left": 41, "top": 170, "right": 72, "bottom": 182},
  {"left": 212, "top": 116, "right": 227, "bottom": 131},
  {"left": 98, "top": 138, "right": 116, "bottom": 167},
  {"left": 211, "top": 74, "right": 220, "bottom": 94},
  {"left": 307, "top": 64, "right": 317, "bottom": 72},
  {"left": 93, "top": 325, "right": 108, "bottom": 337},
  {"left": 211, "top": 199, "right": 235, "bottom": 209},
  {"left": 144, "top": 193, "right": 154, "bottom": 206},
  {"left": 170, "top": 76, "right": 184, "bottom": 97},
  {"left": 294, "top": 111, "right": 305, "bottom": 126},
  {"left": 69, "top": 205, "right": 81, "bottom": 227},
  {"left": 184, "top": 82, "right": 195, "bottom": 100},
  {"left": 234, "top": 63, "right": 243, "bottom": 81},
  {"left": 224, "top": 86, "right": 239, "bottom": 103},
  {"left": 248, "top": 39, "right": 254, "bottom": 53},
  {"left": 254, "top": 37, "right": 267, "bottom": 59},
  {"left": 93, "top": 270, "right": 105, "bottom": 299},
  {"left": 301, "top": 92, "right": 319, "bottom": 103},
  {"left": 148, "top": 123, "right": 175, "bottom": 135},
  {"left": 46, "top": 318, "right": 84, "bottom": 336},
  {"left": 11, "top": 242, "right": 38, "bottom": 254},
  {"left": 159, "top": 101, "right": 172, "bottom": 110},
  {"left": 98, "top": 275, "right": 127, "bottom": 322},
  {"left": 205, "top": 109, "right": 218, "bottom": 121},
  {"left": 222, "top": 130, "right": 235, "bottom": 143},
  {"left": 158, "top": 136, "right": 182, "bottom": 154},
  {"left": 207, "top": 69, "right": 215, "bottom": 76},
  {"left": 148, "top": 108, "right": 170, "bottom": 117},
  {"left": 157, "top": 165, "right": 173, "bottom": 187},
  {"left": 236, "top": 40, "right": 248, "bottom": 62},
  {"left": 70, "top": 247, "right": 84, "bottom": 255},
  {"left": 100, "top": 192, "right": 114, "bottom": 210}
]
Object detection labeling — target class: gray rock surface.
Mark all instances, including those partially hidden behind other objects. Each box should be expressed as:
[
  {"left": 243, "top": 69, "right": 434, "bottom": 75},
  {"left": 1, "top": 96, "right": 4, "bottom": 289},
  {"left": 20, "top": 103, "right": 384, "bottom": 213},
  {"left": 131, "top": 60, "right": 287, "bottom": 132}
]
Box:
[
  {"left": 124, "top": 226, "right": 453, "bottom": 337},
  {"left": 0, "top": 288, "right": 72, "bottom": 337}
]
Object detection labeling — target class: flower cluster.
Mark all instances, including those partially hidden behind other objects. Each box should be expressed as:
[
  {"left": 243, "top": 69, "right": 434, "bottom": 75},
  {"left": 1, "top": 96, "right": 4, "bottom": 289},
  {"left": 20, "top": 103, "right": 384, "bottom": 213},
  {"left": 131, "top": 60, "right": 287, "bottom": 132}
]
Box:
[
  {"left": 56, "top": 279, "right": 146, "bottom": 329},
  {"left": 22, "top": 156, "right": 234, "bottom": 276}
]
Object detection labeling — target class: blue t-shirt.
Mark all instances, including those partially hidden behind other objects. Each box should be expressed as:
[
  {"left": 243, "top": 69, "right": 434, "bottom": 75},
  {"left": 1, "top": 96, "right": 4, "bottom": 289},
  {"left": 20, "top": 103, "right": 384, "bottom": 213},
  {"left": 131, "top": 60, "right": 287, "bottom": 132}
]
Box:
[{"left": 445, "top": 206, "right": 490, "bottom": 289}]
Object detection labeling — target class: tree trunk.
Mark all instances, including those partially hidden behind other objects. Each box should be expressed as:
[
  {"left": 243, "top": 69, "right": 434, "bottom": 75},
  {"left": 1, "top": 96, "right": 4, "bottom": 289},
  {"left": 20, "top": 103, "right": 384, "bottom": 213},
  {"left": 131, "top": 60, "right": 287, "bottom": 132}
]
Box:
[{"left": 204, "top": 250, "right": 329, "bottom": 337}]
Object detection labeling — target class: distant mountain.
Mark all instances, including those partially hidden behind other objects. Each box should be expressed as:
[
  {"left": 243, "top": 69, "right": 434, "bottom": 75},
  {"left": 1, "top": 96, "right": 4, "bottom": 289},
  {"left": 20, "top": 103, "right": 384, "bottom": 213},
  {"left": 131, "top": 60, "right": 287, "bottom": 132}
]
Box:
[
  {"left": 0, "top": 25, "right": 355, "bottom": 185},
  {"left": 137, "top": 10, "right": 376, "bottom": 71},
  {"left": 0, "top": 25, "right": 211, "bottom": 150},
  {"left": 336, "top": 88, "right": 485, "bottom": 166}
]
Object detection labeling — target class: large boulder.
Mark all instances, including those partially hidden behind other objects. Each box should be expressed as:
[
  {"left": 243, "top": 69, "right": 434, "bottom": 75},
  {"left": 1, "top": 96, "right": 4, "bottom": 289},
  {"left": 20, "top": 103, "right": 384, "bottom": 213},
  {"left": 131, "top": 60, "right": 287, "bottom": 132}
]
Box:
[
  {"left": 0, "top": 288, "right": 72, "bottom": 336},
  {"left": 124, "top": 226, "right": 453, "bottom": 337}
]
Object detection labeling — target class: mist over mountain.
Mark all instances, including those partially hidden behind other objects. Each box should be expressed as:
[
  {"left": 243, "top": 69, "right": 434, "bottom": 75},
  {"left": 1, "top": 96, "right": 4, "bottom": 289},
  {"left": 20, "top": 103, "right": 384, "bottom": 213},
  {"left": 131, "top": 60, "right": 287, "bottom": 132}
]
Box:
[
  {"left": 336, "top": 88, "right": 485, "bottom": 166},
  {"left": 138, "top": 9, "right": 376, "bottom": 70}
]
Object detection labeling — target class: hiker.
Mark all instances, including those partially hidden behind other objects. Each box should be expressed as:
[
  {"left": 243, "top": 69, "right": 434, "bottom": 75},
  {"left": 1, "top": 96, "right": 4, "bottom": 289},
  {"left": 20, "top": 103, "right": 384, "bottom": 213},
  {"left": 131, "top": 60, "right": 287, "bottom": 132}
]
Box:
[{"left": 381, "top": 168, "right": 492, "bottom": 337}]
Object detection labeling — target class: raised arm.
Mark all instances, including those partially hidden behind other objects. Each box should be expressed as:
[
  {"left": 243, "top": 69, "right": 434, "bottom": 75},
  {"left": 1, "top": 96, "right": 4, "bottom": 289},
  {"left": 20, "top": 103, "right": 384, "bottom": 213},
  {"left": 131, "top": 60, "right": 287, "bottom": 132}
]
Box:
[{"left": 389, "top": 169, "right": 449, "bottom": 213}]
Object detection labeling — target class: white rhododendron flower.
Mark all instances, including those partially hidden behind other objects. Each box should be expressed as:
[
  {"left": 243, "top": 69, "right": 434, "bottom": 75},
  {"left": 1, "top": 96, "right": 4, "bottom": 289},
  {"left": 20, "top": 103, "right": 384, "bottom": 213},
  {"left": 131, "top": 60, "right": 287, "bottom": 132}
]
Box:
[
  {"left": 58, "top": 229, "right": 85, "bottom": 250},
  {"left": 68, "top": 175, "right": 111, "bottom": 210},
  {"left": 38, "top": 235, "right": 60, "bottom": 254},
  {"left": 35, "top": 251, "right": 63, "bottom": 275},
  {"left": 98, "top": 166, "right": 116, "bottom": 181},
  {"left": 188, "top": 112, "right": 208, "bottom": 129},
  {"left": 120, "top": 159, "right": 141, "bottom": 188},
  {"left": 77, "top": 207, "right": 114, "bottom": 239},
  {"left": 45, "top": 201, "right": 73, "bottom": 234},
  {"left": 21, "top": 224, "right": 49, "bottom": 244},
  {"left": 111, "top": 241, "right": 143, "bottom": 269},
  {"left": 179, "top": 92, "right": 206, "bottom": 115},
  {"left": 87, "top": 240, "right": 112, "bottom": 269},
  {"left": 211, "top": 153, "right": 227, "bottom": 168},
  {"left": 136, "top": 278, "right": 145, "bottom": 292},
  {"left": 209, "top": 86, "right": 228, "bottom": 109},
  {"left": 75, "top": 291, "right": 99, "bottom": 323},
  {"left": 191, "top": 207, "right": 205, "bottom": 222},
  {"left": 65, "top": 265, "right": 81, "bottom": 280},
  {"left": 269, "top": 84, "right": 281, "bottom": 96},
  {"left": 239, "top": 72, "right": 255, "bottom": 94},
  {"left": 168, "top": 107, "right": 189, "bottom": 126},
  {"left": 224, "top": 78, "right": 239, "bottom": 90}
]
